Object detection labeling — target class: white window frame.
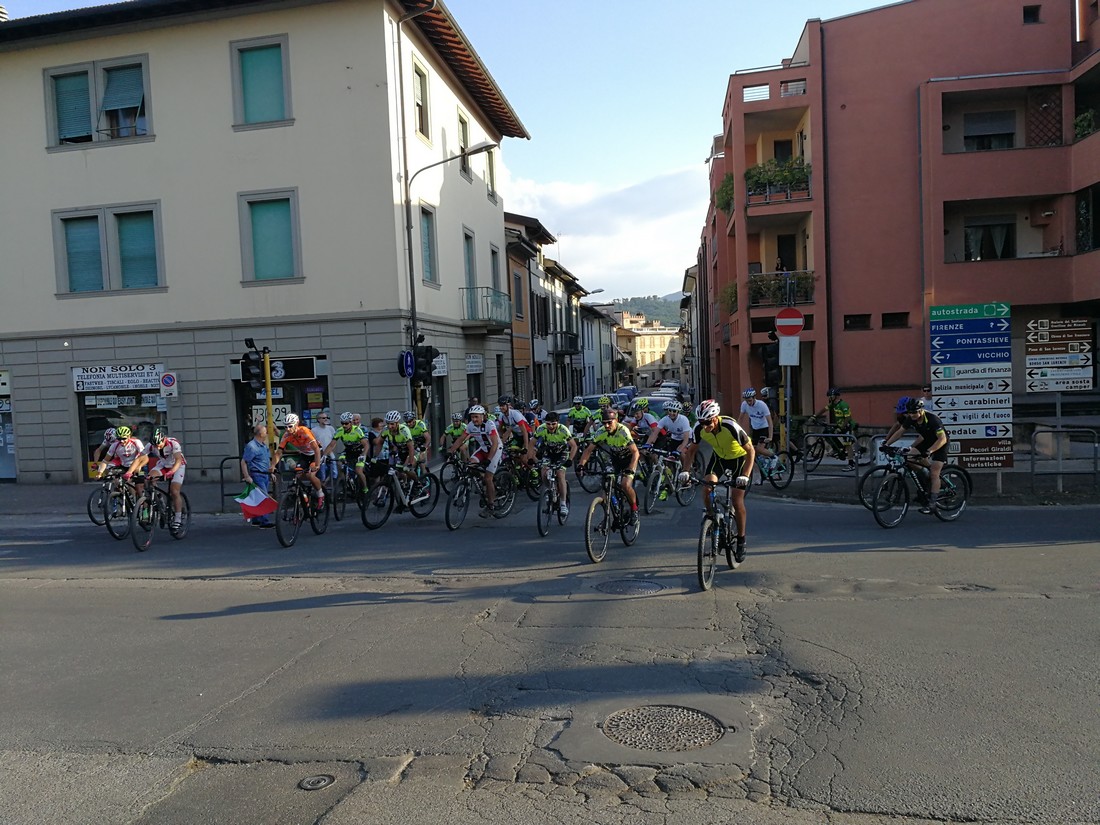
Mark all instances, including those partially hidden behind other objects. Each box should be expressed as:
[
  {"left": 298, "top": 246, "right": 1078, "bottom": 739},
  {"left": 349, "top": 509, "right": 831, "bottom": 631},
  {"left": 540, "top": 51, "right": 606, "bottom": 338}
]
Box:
[
  {"left": 486, "top": 149, "right": 498, "bottom": 202},
  {"left": 230, "top": 34, "right": 294, "bottom": 131},
  {"left": 237, "top": 188, "right": 303, "bottom": 283},
  {"left": 52, "top": 200, "right": 165, "bottom": 295},
  {"left": 458, "top": 112, "right": 471, "bottom": 178},
  {"left": 420, "top": 203, "right": 439, "bottom": 285},
  {"left": 413, "top": 60, "right": 431, "bottom": 140},
  {"left": 44, "top": 55, "right": 153, "bottom": 151}
]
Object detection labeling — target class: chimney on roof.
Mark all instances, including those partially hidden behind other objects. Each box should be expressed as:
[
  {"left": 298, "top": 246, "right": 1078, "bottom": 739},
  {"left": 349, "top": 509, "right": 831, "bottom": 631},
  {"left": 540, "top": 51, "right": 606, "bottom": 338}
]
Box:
[{"left": 0, "top": 6, "right": 9, "bottom": 23}]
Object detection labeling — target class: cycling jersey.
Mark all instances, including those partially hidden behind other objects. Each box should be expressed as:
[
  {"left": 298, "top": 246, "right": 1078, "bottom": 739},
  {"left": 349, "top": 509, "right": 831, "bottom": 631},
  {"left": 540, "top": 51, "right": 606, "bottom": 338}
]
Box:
[
  {"left": 566, "top": 406, "right": 596, "bottom": 429},
  {"left": 826, "top": 399, "right": 852, "bottom": 429},
  {"left": 628, "top": 412, "right": 659, "bottom": 442},
  {"left": 107, "top": 437, "right": 145, "bottom": 468},
  {"left": 381, "top": 423, "right": 414, "bottom": 449},
  {"left": 331, "top": 426, "right": 367, "bottom": 460},
  {"left": 691, "top": 416, "right": 749, "bottom": 460},
  {"left": 903, "top": 411, "right": 949, "bottom": 456},
  {"left": 279, "top": 427, "right": 318, "bottom": 456},
  {"left": 591, "top": 424, "right": 636, "bottom": 458},
  {"left": 443, "top": 424, "right": 465, "bottom": 441},
  {"left": 145, "top": 438, "right": 185, "bottom": 465},
  {"left": 407, "top": 419, "right": 428, "bottom": 443},
  {"left": 740, "top": 399, "right": 771, "bottom": 431},
  {"left": 498, "top": 408, "right": 530, "bottom": 441},
  {"left": 464, "top": 419, "right": 500, "bottom": 454},
  {"left": 533, "top": 422, "right": 574, "bottom": 451},
  {"left": 657, "top": 414, "right": 692, "bottom": 441}
]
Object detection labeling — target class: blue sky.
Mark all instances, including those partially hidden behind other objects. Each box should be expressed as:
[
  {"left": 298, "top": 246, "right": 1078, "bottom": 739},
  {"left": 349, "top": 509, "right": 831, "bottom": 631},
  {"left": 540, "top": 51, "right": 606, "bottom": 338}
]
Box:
[{"left": 7, "top": 0, "right": 886, "bottom": 299}]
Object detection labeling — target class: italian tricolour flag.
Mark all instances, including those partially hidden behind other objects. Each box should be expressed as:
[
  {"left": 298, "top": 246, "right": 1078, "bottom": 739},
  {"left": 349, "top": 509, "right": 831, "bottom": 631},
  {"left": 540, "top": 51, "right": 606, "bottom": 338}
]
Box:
[{"left": 235, "top": 483, "right": 279, "bottom": 520}]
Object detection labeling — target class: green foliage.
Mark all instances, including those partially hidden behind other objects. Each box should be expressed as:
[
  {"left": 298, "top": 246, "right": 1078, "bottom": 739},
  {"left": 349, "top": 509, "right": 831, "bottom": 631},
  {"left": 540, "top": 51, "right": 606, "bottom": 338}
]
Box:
[
  {"left": 718, "top": 282, "right": 737, "bottom": 314},
  {"left": 715, "top": 173, "right": 736, "bottom": 216},
  {"left": 611, "top": 296, "right": 682, "bottom": 327},
  {"left": 745, "top": 157, "right": 811, "bottom": 194},
  {"left": 1075, "top": 109, "right": 1097, "bottom": 140}
]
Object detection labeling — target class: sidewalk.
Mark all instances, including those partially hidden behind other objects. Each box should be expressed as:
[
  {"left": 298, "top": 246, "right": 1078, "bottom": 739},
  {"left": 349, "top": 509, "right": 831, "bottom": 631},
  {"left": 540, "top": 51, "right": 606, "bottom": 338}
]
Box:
[{"left": 0, "top": 481, "right": 236, "bottom": 517}]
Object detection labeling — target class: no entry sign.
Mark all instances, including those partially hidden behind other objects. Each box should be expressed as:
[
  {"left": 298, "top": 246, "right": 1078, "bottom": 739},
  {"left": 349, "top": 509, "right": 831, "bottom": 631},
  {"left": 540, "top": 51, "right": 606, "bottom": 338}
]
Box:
[{"left": 775, "top": 307, "right": 805, "bottom": 336}]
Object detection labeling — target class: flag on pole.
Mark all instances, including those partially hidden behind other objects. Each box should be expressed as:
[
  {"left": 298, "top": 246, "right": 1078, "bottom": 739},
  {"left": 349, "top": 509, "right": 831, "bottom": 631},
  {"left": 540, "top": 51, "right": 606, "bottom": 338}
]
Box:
[{"left": 235, "top": 483, "right": 278, "bottom": 520}]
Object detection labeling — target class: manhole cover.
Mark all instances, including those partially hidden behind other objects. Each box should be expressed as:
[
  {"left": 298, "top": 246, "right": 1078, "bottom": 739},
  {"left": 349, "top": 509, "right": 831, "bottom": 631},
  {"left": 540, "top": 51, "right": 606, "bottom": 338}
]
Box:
[
  {"left": 601, "top": 705, "right": 725, "bottom": 751},
  {"left": 298, "top": 774, "right": 336, "bottom": 791},
  {"left": 595, "top": 579, "right": 665, "bottom": 596}
]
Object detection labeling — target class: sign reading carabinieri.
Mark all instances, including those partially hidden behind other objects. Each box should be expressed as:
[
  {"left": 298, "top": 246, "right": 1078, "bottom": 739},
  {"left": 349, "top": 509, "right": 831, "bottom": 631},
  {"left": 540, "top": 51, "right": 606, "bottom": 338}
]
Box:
[{"left": 71, "top": 364, "right": 165, "bottom": 392}]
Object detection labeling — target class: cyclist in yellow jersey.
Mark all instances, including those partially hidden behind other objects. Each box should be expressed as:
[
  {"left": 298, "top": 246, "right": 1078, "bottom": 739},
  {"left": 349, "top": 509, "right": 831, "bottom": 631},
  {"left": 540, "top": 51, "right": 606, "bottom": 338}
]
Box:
[
  {"left": 577, "top": 409, "right": 641, "bottom": 524},
  {"left": 681, "top": 399, "right": 755, "bottom": 564}
]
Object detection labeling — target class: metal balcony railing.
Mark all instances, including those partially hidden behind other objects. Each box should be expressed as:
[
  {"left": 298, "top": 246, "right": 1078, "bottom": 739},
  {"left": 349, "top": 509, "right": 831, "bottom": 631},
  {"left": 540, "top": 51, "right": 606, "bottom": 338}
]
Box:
[
  {"left": 460, "top": 286, "right": 512, "bottom": 326},
  {"left": 748, "top": 269, "right": 816, "bottom": 307},
  {"left": 549, "top": 329, "right": 580, "bottom": 354}
]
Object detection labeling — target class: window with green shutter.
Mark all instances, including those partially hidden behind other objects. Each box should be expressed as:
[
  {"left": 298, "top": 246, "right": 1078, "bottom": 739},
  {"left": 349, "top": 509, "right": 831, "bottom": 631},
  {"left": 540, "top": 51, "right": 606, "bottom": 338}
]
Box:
[
  {"left": 45, "top": 57, "right": 152, "bottom": 148},
  {"left": 63, "top": 217, "right": 104, "bottom": 292},
  {"left": 231, "top": 36, "right": 292, "bottom": 128},
  {"left": 116, "top": 211, "right": 158, "bottom": 288},
  {"left": 99, "top": 65, "right": 146, "bottom": 138},
  {"left": 239, "top": 189, "right": 301, "bottom": 282},
  {"left": 54, "top": 203, "right": 164, "bottom": 295},
  {"left": 53, "top": 72, "right": 93, "bottom": 143}
]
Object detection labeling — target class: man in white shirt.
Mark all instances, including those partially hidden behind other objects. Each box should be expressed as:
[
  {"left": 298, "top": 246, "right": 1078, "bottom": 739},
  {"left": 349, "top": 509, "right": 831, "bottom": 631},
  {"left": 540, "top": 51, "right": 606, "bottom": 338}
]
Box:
[
  {"left": 311, "top": 411, "right": 337, "bottom": 481},
  {"left": 738, "top": 388, "right": 775, "bottom": 479}
]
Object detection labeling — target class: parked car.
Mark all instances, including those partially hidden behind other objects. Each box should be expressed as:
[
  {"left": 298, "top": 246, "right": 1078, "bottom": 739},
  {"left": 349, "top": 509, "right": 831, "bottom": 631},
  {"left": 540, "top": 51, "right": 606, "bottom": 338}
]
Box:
[
  {"left": 551, "top": 392, "right": 630, "bottom": 420},
  {"left": 623, "top": 395, "right": 681, "bottom": 419},
  {"left": 615, "top": 385, "right": 638, "bottom": 400}
]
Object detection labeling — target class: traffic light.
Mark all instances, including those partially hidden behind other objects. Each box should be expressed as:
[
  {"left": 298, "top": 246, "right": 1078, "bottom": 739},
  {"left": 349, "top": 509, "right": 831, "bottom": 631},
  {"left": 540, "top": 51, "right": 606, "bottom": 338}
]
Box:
[
  {"left": 242, "top": 350, "right": 265, "bottom": 391},
  {"left": 761, "top": 342, "right": 781, "bottom": 388},
  {"left": 412, "top": 345, "right": 439, "bottom": 385}
]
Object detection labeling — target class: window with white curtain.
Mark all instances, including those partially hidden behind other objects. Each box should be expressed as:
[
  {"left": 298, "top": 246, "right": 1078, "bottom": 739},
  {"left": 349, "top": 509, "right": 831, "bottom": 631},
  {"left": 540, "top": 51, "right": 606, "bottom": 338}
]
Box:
[{"left": 964, "top": 214, "right": 1016, "bottom": 260}]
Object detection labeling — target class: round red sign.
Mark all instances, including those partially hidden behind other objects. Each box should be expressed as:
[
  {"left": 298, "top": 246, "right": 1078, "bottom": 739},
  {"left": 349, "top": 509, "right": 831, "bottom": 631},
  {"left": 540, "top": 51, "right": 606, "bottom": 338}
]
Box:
[{"left": 775, "top": 307, "right": 805, "bottom": 336}]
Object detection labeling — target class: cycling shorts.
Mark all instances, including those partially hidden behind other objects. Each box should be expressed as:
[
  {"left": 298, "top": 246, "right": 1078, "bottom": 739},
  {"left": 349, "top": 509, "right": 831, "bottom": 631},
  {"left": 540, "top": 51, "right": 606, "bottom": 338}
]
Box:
[
  {"left": 471, "top": 447, "right": 502, "bottom": 474},
  {"left": 151, "top": 462, "right": 185, "bottom": 484},
  {"left": 751, "top": 427, "right": 770, "bottom": 445},
  {"left": 705, "top": 454, "right": 748, "bottom": 481}
]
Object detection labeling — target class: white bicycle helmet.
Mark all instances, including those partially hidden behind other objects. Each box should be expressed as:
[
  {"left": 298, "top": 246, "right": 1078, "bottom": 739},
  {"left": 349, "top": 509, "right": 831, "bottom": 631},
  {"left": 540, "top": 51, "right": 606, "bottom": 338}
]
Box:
[
  {"left": 384, "top": 410, "right": 402, "bottom": 424},
  {"left": 664, "top": 400, "right": 683, "bottom": 413},
  {"left": 572, "top": 396, "right": 583, "bottom": 404},
  {"left": 742, "top": 387, "right": 756, "bottom": 398},
  {"left": 104, "top": 427, "right": 118, "bottom": 442},
  {"left": 284, "top": 413, "right": 300, "bottom": 427},
  {"left": 469, "top": 404, "right": 487, "bottom": 416},
  {"left": 696, "top": 399, "right": 721, "bottom": 421},
  {"left": 451, "top": 411, "right": 464, "bottom": 421},
  {"left": 403, "top": 410, "right": 416, "bottom": 421},
  {"left": 339, "top": 412, "right": 354, "bottom": 424}
]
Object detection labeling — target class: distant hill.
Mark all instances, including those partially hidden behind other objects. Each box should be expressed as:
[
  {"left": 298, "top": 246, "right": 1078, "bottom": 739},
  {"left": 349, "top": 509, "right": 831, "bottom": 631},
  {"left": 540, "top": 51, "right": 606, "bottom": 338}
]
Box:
[{"left": 608, "top": 295, "right": 682, "bottom": 328}]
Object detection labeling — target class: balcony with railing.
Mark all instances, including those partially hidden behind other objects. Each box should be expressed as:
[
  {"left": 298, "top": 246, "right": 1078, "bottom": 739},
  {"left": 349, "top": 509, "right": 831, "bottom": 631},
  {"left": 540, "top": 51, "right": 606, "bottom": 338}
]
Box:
[
  {"left": 748, "top": 269, "right": 816, "bottom": 307},
  {"left": 460, "top": 286, "right": 512, "bottom": 334},
  {"left": 549, "top": 329, "right": 581, "bottom": 355}
]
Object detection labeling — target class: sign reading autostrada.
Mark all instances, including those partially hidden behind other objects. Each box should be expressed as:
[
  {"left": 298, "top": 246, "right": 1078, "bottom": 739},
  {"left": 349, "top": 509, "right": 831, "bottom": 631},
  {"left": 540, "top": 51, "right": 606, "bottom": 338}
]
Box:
[
  {"left": 929, "top": 303, "right": 1013, "bottom": 470},
  {"left": 1024, "top": 318, "right": 1095, "bottom": 392}
]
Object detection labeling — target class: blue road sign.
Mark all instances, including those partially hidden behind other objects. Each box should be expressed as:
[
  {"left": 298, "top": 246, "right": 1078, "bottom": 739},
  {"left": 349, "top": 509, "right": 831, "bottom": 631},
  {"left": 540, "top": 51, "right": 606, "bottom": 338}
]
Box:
[
  {"left": 930, "top": 347, "right": 1011, "bottom": 364},
  {"left": 929, "top": 333, "right": 1011, "bottom": 350},
  {"left": 403, "top": 349, "right": 415, "bottom": 377},
  {"left": 930, "top": 318, "right": 1011, "bottom": 335}
]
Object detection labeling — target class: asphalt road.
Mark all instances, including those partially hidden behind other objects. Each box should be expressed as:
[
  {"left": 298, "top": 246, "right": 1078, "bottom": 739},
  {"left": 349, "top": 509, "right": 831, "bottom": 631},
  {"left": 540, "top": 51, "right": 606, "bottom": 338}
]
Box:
[{"left": 1, "top": 483, "right": 1097, "bottom": 825}]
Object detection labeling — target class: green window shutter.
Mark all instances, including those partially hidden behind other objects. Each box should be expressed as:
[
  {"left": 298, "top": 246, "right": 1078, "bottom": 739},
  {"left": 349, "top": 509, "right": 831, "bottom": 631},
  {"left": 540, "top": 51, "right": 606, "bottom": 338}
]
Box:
[
  {"left": 54, "top": 72, "right": 92, "bottom": 141},
  {"left": 250, "top": 199, "right": 294, "bottom": 280},
  {"left": 240, "top": 45, "right": 285, "bottom": 123},
  {"left": 64, "top": 216, "right": 104, "bottom": 292},
  {"left": 420, "top": 210, "right": 434, "bottom": 282},
  {"left": 117, "top": 211, "right": 158, "bottom": 288},
  {"left": 101, "top": 65, "right": 144, "bottom": 112}
]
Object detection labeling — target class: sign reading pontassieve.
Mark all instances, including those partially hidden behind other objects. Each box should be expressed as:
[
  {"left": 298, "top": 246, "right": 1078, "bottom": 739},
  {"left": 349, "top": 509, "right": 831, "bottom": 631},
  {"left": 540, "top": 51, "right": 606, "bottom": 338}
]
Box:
[{"left": 72, "top": 363, "right": 165, "bottom": 393}]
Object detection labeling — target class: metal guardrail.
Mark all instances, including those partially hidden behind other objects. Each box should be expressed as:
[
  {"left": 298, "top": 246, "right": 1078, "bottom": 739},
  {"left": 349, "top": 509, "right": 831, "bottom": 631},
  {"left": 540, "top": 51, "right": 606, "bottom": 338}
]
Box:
[
  {"left": 219, "top": 455, "right": 242, "bottom": 514},
  {"left": 1029, "top": 426, "right": 1099, "bottom": 493},
  {"left": 800, "top": 432, "right": 861, "bottom": 495}
]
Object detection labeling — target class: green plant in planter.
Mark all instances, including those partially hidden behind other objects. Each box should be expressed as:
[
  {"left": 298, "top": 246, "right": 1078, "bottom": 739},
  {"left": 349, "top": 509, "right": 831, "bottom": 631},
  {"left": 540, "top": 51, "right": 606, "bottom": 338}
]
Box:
[
  {"left": 715, "top": 173, "right": 736, "bottom": 216},
  {"left": 1075, "top": 109, "right": 1097, "bottom": 140},
  {"left": 745, "top": 157, "right": 812, "bottom": 195},
  {"left": 718, "top": 282, "right": 738, "bottom": 314}
]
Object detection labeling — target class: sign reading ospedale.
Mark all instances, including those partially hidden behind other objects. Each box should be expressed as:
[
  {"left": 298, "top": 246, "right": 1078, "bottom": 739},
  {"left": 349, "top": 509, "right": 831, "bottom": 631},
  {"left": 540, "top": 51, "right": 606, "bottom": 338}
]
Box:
[{"left": 72, "top": 363, "right": 165, "bottom": 392}]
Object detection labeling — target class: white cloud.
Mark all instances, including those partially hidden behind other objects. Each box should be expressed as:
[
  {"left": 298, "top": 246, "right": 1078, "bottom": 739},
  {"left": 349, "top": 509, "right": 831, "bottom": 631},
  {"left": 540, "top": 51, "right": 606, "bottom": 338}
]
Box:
[{"left": 497, "top": 162, "right": 708, "bottom": 300}]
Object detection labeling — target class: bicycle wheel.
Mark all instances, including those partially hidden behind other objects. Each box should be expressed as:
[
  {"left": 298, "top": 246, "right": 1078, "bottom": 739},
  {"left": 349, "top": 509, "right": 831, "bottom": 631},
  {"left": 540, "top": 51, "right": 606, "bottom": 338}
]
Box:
[
  {"left": 675, "top": 472, "right": 699, "bottom": 507},
  {"left": 445, "top": 479, "right": 471, "bottom": 531},
  {"left": 620, "top": 501, "right": 640, "bottom": 546},
  {"left": 585, "top": 497, "right": 610, "bottom": 563},
  {"left": 855, "top": 434, "right": 874, "bottom": 466},
  {"left": 440, "top": 459, "right": 459, "bottom": 495},
  {"left": 87, "top": 486, "right": 108, "bottom": 525},
  {"left": 361, "top": 479, "right": 395, "bottom": 529},
  {"left": 804, "top": 439, "right": 825, "bottom": 472},
  {"left": 309, "top": 491, "right": 330, "bottom": 535},
  {"left": 934, "top": 467, "right": 970, "bottom": 522},
  {"left": 104, "top": 489, "right": 133, "bottom": 540},
  {"left": 768, "top": 451, "right": 794, "bottom": 490},
  {"left": 168, "top": 492, "right": 192, "bottom": 539},
  {"left": 523, "top": 466, "right": 541, "bottom": 501},
  {"left": 493, "top": 472, "right": 516, "bottom": 518},
  {"left": 332, "top": 476, "right": 348, "bottom": 521},
  {"left": 130, "top": 495, "right": 158, "bottom": 552},
  {"left": 275, "top": 489, "right": 303, "bottom": 547},
  {"left": 697, "top": 516, "right": 718, "bottom": 591},
  {"left": 872, "top": 474, "right": 909, "bottom": 528},
  {"left": 643, "top": 467, "right": 661, "bottom": 515},
  {"left": 857, "top": 465, "right": 890, "bottom": 509},
  {"left": 536, "top": 489, "right": 553, "bottom": 537},
  {"left": 409, "top": 472, "right": 440, "bottom": 518},
  {"left": 578, "top": 453, "right": 605, "bottom": 493}
]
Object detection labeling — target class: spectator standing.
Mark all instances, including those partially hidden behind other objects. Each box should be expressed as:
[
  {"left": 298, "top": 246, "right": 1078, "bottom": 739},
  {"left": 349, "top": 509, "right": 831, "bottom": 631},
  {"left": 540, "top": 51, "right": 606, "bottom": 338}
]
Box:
[
  {"left": 311, "top": 411, "right": 337, "bottom": 481},
  {"left": 240, "top": 424, "right": 274, "bottom": 527}
]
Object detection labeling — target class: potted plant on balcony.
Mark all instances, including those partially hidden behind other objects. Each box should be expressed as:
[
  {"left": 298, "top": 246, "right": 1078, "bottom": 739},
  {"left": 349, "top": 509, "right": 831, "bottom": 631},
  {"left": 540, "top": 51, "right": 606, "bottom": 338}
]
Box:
[
  {"left": 715, "top": 173, "right": 736, "bottom": 216},
  {"left": 718, "top": 282, "right": 738, "bottom": 314},
  {"left": 781, "top": 157, "right": 811, "bottom": 197},
  {"left": 744, "top": 162, "right": 772, "bottom": 203}
]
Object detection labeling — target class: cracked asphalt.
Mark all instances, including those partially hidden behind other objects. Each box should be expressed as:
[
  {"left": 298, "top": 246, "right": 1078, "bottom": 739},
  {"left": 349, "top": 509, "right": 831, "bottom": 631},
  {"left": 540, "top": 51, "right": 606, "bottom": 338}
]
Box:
[{"left": 1, "top": 481, "right": 1097, "bottom": 824}]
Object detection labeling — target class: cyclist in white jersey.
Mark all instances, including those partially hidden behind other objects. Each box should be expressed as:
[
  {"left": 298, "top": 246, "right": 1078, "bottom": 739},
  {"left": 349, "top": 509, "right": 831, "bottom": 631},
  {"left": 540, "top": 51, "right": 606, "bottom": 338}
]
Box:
[{"left": 738, "top": 388, "right": 774, "bottom": 475}]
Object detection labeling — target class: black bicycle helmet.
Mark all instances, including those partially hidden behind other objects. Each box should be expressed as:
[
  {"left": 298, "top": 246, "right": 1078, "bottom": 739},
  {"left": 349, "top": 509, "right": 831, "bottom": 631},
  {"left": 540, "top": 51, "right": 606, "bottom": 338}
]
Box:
[{"left": 905, "top": 397, "right": 924, "bottom": 414}]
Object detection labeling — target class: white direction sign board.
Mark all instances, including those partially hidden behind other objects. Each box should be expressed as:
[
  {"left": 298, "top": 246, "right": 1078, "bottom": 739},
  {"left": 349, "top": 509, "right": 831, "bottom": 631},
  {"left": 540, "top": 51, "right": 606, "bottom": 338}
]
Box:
[
  {"left": 1024, "top": 318, "right": 1094, "bottom": 393},
  {"left": 929, "top": 304, "right": 1013, "bottom": 469}
]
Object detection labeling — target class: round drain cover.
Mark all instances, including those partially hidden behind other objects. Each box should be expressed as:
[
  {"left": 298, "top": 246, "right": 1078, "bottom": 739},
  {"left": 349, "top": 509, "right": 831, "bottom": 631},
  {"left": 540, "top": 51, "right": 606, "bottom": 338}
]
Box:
[
  {"left": 602, "top": 705, "right": 725, "bottom": 751},
  {"left": 298, "top": 774, "right": 336, "bottom": 791},
  {"left": 595, "top": 579, "right": 665, "bottom": 596}
]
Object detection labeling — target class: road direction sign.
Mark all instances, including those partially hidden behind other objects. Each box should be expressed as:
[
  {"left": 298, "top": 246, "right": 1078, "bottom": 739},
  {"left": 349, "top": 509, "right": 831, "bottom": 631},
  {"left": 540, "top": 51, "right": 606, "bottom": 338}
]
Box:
[
  {"left": 775, "top": 307, "right": 805, "bottom": 336},
  {"left": 930, "top": 302, "right": 1010, "bottom": 320},
  {"left": 931, "top": 364, "right": 1012, "bottom": 380},
  {"left": 1025, "top": 366, "right": 1092, "bottom": 380},
  {"left": 1026, "top": 377, "right": 1094, "bottom": 392},
  {"left": 1025, "top": 329, "right": 1092, "bottom": 344},
  {"left": 1026, "top": 318, "right": 1090, "bottom": 331},
  {"left": 931, "top": 378, "right": 1011, "bottom": 395},
  {"left": 933, "top": 394, "right": 1011, "bottom": 411},
  {"left": 944, "top": 423, "right": 1013, "bottom": 440},
  {"left": 937, "top": 408, "right": 1016, "bottom": 425},
  {"left": 930, "top": 318, "right": 1010, "bottom": 334},
  {"left": 954, "top": 453, "right": 1014, "bottom": 470},
  {"left": 1025, "top": 352, "right": 1092, "bottom": 369},
  {"left": 930, "top": 333, "right": 1010, "bottom": 350},
  {"left": 931, "top": 347, "right": 1010, "bottom": 364}
]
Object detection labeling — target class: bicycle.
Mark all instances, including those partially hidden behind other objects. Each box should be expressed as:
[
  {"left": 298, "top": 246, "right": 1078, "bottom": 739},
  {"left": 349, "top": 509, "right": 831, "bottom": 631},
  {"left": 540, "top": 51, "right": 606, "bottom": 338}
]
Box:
[
  {"left": 329, "top": 454, "right": 366, "bottom": 521},
  {"left": 535, "top": 458, "right": 571, "bottom": 537},
  {"left": 871, "top": 446, "right": 972, "bottom": 528},
  {"left": 360, "top": 457, "right": 440, "bottom": 529},
  {"left": 575, "top": 434, "right": 608, "bottom": 493},
  {"left": 129, "top": 476, "right": 192, "bottom": 552},
  {"left": 275, "top": 465, "right": 330, "bottom": 547},
  {"left": 438, "top": 449, "right": 465, "bottom": 494},
  {"left": 87, "top": 466, "right": 125, "bottom": 525},
  {"left": 584, "top": 469, "right": 640, "bottom": 563},
  {"left": 499, "top": 448, "right": 542, "bottom": 502},
  {"left": 443, "top": 458, "right": 515, "bottom": 530},
  {"left": 792, "top": 416, "right": 872, "bottom": 472},
  {"left": 755, "top": 443, "right": 794, "bottom": 490},
  {"left": 103, "top": 473, "right": 139, "bottom": 540},
  {"left": 641, "top": 447, "right": 699, "bottom": 513},
  {"left": 696, "top": 472, "right": 744, "bottom": 591}
]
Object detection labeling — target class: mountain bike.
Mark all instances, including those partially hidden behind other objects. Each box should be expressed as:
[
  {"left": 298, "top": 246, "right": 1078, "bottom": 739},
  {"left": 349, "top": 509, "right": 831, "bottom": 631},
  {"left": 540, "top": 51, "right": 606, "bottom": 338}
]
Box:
[
  {"left": 87, "top": 466, "right": 125, "bottom": 525},
  {"left": 438, "top": 449, "right": 464, "bottom": 494},
  {"left": 360, "top": 458, "right": 440, "bottom": 529},
  {"left": 696, "top": 472, "right": 744, "bottom": 591},
  {"left": 871, "top": 446, "right": 972, "bottom": 528},
  {"left": 535, "top": 458, "right": 571, "bottom": 537},
  {"left": 275, "top": 466, "right": 329, "bottom": 547},
  {"left": 755, "top": 445, "right": 794, "bottom": 490},
  {"left": 791, "top": 416, "right": 872, "bottom": 472},
  {"left": 104, "top": 474, "right": 139, "bottom": 540},
  {"left": 575, "top": 434, "right": 607, "bottom": 493},
  {"left": 329, "top": 454, "right": 365, "bottom": 521},
  {"left": 641, "top": 447, "right": 698, "bottom": 513},
  {"left": 499, "top": 448, "right": 542, "bottom": 502},
  {"left": 129, "top": 476, "right": 191, "bottom": 552},
  {"left": 444, "top": 458, "right": 516, "bottom": 530},
  {"left": 584, "top": 469, "right": 640, "bottom": 563}
]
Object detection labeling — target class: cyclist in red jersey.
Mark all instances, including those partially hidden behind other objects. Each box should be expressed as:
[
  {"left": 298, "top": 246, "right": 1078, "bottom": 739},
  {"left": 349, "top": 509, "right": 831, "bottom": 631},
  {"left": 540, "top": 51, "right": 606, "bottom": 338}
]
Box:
[{"left": 271, "top": 413, "right": 324, "bottom": 505}]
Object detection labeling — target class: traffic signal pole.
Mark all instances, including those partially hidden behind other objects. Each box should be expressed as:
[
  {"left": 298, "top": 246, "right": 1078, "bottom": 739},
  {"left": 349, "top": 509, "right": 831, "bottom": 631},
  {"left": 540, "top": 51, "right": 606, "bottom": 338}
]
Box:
[{"left": 263, "top": 349, "right": 275, "bottom": 449}]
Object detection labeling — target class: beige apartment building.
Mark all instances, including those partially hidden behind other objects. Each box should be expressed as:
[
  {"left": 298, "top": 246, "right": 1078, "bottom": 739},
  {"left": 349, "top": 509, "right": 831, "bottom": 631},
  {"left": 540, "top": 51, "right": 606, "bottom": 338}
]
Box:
[
  {"left": 0, "top": 0, "right": 527, "bottom": 482},
  {"left": 616, "top": 311, "right": 682, "bottom": 390}
]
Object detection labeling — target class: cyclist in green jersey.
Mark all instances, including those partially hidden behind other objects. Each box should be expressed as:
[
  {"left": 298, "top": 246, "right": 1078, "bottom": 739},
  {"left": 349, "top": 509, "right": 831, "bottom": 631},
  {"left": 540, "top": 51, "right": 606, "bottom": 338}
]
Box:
[
  {"left": 577, "top": 409, "right": 641, "bottom": 524},
  {"left": 439, "top": 412, "right": 468, "bottom": 460},
  {"left": 325, "top": 412, "right": 370, "bottom": 492},
  {"left": 403, "top": 410, "right": 430, "bottom": 466},
  {"left": 815, "top": 387, "right": 857, "bottom": 470},
  {"left": 566, "top": 395, "right": 597, "bottom": 436},
  {"left": 527, "top": 412, "right": 578, "bottom": 516}
]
